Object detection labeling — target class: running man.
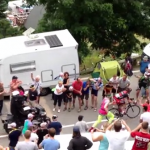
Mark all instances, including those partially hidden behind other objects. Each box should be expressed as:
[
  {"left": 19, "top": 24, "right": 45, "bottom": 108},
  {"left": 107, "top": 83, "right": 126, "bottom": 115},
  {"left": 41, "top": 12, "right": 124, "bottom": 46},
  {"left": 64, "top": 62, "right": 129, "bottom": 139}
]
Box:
[{"left": 89, "top": 96, "right": 114, "bottom": 131}]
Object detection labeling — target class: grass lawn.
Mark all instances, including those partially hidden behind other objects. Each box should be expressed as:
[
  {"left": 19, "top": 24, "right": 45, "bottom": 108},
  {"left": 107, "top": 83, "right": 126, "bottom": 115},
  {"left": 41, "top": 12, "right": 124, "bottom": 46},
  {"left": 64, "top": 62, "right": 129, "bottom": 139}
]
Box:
[{"left": 80, "top": 35, "right": 150, "bottom": 72}]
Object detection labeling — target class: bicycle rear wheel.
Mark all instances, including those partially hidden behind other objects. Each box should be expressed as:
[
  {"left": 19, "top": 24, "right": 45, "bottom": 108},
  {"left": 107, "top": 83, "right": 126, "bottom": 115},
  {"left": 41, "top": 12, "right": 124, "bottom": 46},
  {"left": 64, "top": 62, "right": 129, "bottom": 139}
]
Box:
[
  {"left": 126, "top": 105, "right": 141, "bottom": 118},
  {"left": 106, "top": 108, "right": 120, "bottom": 120}
]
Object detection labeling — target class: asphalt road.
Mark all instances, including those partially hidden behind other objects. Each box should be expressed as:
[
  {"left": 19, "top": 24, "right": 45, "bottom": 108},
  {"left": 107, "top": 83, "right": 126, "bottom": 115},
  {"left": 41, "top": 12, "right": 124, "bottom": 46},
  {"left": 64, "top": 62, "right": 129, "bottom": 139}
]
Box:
[{"left": 0, "top": 72, "right": 144, "bottom": 147}]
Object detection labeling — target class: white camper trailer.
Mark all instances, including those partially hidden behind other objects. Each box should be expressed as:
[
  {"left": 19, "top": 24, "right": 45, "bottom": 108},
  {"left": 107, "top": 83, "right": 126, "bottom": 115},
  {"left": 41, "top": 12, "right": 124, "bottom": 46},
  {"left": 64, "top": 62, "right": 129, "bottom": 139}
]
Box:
[{"left": 0, "top": 29, "right": 79, "bottom": 96}]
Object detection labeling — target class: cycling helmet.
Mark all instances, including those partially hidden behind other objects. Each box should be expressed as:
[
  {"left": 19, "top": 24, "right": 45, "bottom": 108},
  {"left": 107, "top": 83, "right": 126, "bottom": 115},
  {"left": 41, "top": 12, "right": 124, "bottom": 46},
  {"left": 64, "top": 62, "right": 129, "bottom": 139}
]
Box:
[{"left": 126, "top": 88, "right": 132, "bottom": 93}]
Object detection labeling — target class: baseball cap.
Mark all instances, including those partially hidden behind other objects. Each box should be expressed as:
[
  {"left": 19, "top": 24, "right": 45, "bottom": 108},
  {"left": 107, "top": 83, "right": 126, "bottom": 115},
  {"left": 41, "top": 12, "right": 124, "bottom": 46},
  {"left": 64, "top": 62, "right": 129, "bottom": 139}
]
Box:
[
  {"left": 73, "top": 126, "right": 80, "bottom": 132},
  {"left": 12, "top": 76, "right": 18, "bottom": 80},
  {"left": 10, "top": 122, "right": 16, "bottom": 128},
  {"left": 143, "top": 56, "right": 148, "bottom": 60},
  {"left": 52, "top": 115, "right": 58, "bottom": 120},
  {"left": 28, "top": 113, "right": 34, "bottom": 119},
  {"left": 78, "top": 115, "right": 83, "bottom": 121}
]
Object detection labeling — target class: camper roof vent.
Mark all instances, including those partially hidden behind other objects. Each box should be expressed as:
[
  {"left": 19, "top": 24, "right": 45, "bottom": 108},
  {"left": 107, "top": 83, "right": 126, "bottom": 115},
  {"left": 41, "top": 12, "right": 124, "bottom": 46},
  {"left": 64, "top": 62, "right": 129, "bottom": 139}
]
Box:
[
  {"left": 24, "top": 39, "right": 46, "bottom": 47},
  {"left": 45, "top": 35, "right": 63, "bottom": 48}
]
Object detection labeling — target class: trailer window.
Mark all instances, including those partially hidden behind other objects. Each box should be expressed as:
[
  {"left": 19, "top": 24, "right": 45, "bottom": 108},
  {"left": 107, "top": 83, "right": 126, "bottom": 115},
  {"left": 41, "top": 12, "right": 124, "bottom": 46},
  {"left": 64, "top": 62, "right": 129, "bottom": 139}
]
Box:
[{"left": 10, "top": 61, "right": 36, "bottom": 73}]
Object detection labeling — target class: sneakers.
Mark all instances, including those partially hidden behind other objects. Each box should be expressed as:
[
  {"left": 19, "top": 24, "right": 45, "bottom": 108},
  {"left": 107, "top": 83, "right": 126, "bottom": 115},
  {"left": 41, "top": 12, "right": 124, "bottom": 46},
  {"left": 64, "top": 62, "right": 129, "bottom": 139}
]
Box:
[
  {"left": 78, "top": 109, "right": 81, "bottom": 112},
  {"left": 68, "top": 108, "right": 71, "bottom": 112},
  {"left": 53, "top": 108, "right": 55, "bottom": 112},
  {"left": 94, "top": 108, "right": 97, "bottom": 112},
  {"left": 58, "top": 109, "right": 60, "bottom": 113}
]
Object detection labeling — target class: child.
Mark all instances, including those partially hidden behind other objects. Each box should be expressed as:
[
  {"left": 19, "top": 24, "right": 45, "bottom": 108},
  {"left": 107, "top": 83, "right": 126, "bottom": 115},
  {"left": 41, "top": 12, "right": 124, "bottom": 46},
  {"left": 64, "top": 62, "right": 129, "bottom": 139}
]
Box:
[{"left": 64, "top": 86, "right": 73, "bottom": 112}]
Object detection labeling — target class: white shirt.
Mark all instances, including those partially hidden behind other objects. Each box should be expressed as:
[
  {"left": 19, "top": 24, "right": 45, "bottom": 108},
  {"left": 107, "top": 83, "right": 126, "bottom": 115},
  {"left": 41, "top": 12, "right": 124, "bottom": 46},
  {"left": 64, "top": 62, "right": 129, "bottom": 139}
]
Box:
[
  {"left": 75, "top": 121, "right": 88, "bottom": 133},
  {"left": 30, "top": 132, "right": 39, "bottom": 142},
  {"left": 109, "top": 77, "right": 119, "bottom": 88},
  {"left": 54, "top": 84, "right": 64, "bottom": 95},
  {"left": 33, "top": 81, "right": 42, "bottom": 95},
  {"left": 140, "top": 112, "right": 150, "bottom": 127},
  {"left": 106, "top": 130, "right": 130, "bottom": 150}
]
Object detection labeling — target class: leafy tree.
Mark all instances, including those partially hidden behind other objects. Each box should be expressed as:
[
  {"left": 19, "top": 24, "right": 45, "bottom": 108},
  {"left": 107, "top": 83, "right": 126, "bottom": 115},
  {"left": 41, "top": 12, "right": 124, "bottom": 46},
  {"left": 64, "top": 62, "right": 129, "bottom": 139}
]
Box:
[
  {"left": 0, "top": 0, "right": 7, "bottom": 19},
  {"left": 0, "top": 0, "right": 22, "bottom": 39},
  {"left": 27, "top": 0, "right": 150, "bottom": 60}
]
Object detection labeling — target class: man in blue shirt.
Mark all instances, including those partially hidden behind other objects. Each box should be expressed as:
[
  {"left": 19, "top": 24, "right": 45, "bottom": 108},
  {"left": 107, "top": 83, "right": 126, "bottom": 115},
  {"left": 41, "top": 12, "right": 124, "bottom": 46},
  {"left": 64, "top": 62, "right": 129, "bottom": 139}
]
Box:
[
  {"left": 48, "top": 115, "right": 62, "bottom": 135},
  {"left": 39, "top": 128, "right": 60, "bottom": 150},
  {"left": 81, "top": 79, "right": 91, "bottom": 110}
]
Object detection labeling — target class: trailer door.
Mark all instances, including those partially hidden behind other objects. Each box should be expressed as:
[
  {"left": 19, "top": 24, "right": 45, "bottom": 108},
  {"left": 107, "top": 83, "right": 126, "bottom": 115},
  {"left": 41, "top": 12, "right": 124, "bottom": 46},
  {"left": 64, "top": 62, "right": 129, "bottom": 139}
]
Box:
[
  {"left": 41, "top": 70, "right": 53, "bottom": 82},
  {"left": 61, "top": 64, "right": 76, "bottom": 79}
]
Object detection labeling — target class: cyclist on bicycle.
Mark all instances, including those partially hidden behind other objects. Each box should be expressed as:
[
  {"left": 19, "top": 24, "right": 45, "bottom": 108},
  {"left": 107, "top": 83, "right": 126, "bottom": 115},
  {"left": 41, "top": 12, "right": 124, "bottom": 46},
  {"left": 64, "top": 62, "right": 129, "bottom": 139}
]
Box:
[
  {"left": 89, "top": 96, "right": 114, "bottom": 132},
  {"left": 113, "top": 88, "right": 132, "bottom": 114}
]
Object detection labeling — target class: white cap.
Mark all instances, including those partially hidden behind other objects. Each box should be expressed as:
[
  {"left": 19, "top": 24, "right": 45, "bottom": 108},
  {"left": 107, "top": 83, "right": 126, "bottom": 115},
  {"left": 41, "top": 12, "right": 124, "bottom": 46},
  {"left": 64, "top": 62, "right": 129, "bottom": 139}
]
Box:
[
  {"left": 143, "top": 56, "right": 148, "bottom": 60},
  {"left": 59, "top": 72, "right": 64, "bottom": 76},
  {"left": 12, "top": 90, "right": 19, "bottom": 96},
  {"left": 40, "top": 122, "right": 47, "bottom": 127},
  {"left": 10, "top": 122, "right": 16, "bottom": 127},
  {"left": 69, "top": 86, "right": 73, "bottom": 91},
  {"left": 28, "top": 113, "right": 34, "bottom": 119}
]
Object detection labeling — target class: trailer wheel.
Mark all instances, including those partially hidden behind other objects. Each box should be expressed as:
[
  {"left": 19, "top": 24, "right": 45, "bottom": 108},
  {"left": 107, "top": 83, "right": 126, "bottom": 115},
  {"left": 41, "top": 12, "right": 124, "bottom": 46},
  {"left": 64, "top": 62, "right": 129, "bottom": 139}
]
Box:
[{"left": 40, "top": 88, "right": 50, "bottom": 96}]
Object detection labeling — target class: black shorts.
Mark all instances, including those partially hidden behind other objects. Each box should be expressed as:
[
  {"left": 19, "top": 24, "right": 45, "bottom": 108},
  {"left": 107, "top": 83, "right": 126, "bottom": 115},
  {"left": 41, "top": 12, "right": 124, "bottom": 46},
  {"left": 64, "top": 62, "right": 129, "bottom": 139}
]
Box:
[
  {"left": 91, "top": 89, "right": 98, "bottom": 97},
  {"left": 65, "top": 97, "right": 72, "bottom": 103},
  {"left": 73, "top": 93, "right": 81, "bottom": 99},
  {"left": 137, "top": 83, "right": 148, "bottom": 90},
  {"left": 81, "top": 93, "right": 89, "bottom": 100}
]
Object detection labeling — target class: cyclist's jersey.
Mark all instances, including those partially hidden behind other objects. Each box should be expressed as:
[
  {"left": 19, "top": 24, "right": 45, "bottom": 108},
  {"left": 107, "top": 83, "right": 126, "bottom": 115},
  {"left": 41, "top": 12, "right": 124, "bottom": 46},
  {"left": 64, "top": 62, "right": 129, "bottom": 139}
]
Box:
[
  {"left": 114, "top": 91, "right": 129, "bottom": 103},
  {"left": 139, "top": 76, "right": 149, "bottom": 87},
  {"left": 99, "top": 97, "right": 110, "bottom": 115}
]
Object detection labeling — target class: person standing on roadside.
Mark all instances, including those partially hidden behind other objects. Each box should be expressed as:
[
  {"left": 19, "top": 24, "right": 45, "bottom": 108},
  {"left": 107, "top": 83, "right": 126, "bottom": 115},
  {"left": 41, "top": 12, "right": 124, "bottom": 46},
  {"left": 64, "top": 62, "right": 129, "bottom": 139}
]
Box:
[
  {"left": 105, "top": 119, "right": 131, "bottom": 150},
  {"left": 8, "top": 123, "right": 21, "bottom": 150},
  {"left": 22, "top": 113, "right": 34, "bottom": 135},
  {"left": 63, "top": 72, "right": 70, "bottom": 110},
  {"left": 75, "top": 115, "right": 88, "bottom": 133},
  {"left": 67, "top": 126, "right": 93, "bottom": 150},
  {"left": 16, "top": 130, "right": 38, "bottom": 150},
  {"left": 48, "top": 115, "right": 62, "bottom": 135},
  {"left": 72, "top": 78, "right": 83, "bottom": 112},
  {"left": 28, "top": 85, "right": 38, "bottom": 107},
  {"left": 109, "top": 75, "right": 119, "bottom": 96},
  {"left": 91, "top": 78, "right": 103, "bottom": 111},
  {"left": 53, "top": 81, "right": 65, "bottom": 113},
  {"left": 63, "top": 86, "right": 73, "bottom": 112},
  {"left": 39, "top": 128, "right": 60, "bottom": 150},
  {"left": 117, "top": 74, "right": 130, "bottom": 93},
  {"left": 81, "top": 79, "right": 91, "bottom": 110},
  {"left": 131, "top": 122, "right": 150, "bottom": 150},
  {"left": 36, "top": 122, "right": 48, "bottom": 147},
  {"left": 31, "top": 73, "right": 42, "bottom": 103},
  {"left": 0, "top": 82, "right": 5, "bottom": 115},
  {"left": 140, "top": 106, "right": 150, "bottom": 127}
]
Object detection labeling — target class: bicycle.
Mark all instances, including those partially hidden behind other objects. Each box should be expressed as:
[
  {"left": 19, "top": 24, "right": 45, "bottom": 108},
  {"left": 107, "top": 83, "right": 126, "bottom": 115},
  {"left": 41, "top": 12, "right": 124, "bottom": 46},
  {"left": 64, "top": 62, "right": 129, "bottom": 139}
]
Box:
[{"left": 107, "top": 98, "right": 141, "bottom": 119}]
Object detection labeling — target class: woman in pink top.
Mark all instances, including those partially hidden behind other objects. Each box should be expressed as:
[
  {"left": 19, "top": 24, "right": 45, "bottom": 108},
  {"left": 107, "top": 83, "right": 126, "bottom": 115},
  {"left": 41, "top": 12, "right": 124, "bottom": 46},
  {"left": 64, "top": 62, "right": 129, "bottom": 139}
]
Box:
[{"left": 89, "top": 97, "right": 114, "bottom": 131}]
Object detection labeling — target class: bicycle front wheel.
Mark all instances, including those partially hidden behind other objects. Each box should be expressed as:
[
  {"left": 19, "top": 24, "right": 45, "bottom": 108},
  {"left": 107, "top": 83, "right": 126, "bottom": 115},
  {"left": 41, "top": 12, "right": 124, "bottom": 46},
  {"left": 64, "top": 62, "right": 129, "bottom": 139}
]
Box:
[
  {"left": 106, "top": 108, "right": 120, "bottom": 120},
  {"left": 126, "top": 105, "right": 141, "bottom": 118}
]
